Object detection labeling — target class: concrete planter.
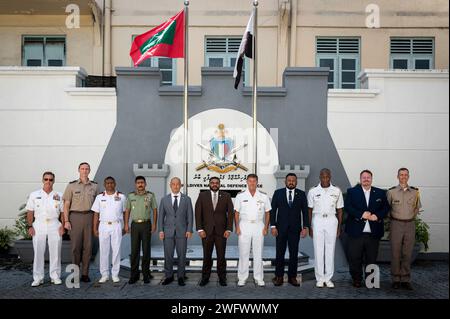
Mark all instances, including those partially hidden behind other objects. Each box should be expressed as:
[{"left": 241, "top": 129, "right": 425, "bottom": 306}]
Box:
[
  {"left": 376, "top": 240, "right": 421, "bottom": 263},
  {"left": 14, "top": 240, "right": 72, "bottom": 264}
]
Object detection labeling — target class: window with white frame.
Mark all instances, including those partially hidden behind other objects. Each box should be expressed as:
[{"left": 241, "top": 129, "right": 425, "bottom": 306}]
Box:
[
  {"left": 205, "top": 37, "right": 249, "bottom": 86},
  {"left": 22, "top": 36, "right": 66, "bottom": 67},
  {"left": 316, "top": 37, "right": 360, "bottom": 89},
  {"left": 132, "top": 35, "right": 176, "bottom": 86},
  {"left": 390, "top": 38, "right": 434, "bottom": 70}
]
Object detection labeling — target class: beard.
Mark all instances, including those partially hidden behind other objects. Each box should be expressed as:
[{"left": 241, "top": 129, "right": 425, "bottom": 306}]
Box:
[{"left": 286, "top": 184, "right": 296, "bottom": 190}]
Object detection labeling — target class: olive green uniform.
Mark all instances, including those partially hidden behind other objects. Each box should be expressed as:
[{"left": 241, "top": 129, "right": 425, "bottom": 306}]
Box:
[
  {"left": 387, "top": 185, "right": 422, "bottom": 283},
  {"left": 126, "top": 191, "right": 158, "bottom": 280},
  {"left": 62, "top": 179, "right": 99, "bottom": 276}
]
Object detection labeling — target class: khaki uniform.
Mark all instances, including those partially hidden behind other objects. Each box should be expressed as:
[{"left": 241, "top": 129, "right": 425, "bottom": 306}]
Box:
[
  {"left": 63, "top": 179, "right": 99, "bottom": 276},
  {"left": 126, "top": 191, "right": 158, "bottom": 280},
  {"left": 387, "top": 185, "right": 422, "bottom": 283}
]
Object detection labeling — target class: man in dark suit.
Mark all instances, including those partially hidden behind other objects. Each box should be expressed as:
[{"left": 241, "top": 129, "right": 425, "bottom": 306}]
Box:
[
  {"left": 195, "top": 177, "right": 234, "bottom": 287},
  {"left": 270, "top": 173, "right": 309, "bottom": 287},
  {"left": 345, "top": 169, "right": 390, "bottom": 288},
  {"left": 158, "top": 177, "right": 194, "bottom": 286}
]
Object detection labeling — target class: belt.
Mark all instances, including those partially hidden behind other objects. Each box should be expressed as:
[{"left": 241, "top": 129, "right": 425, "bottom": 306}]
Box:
[
  {"left": 36, "top": 218, "right": 59, "bottom": 223},
  {"left": 133, "top": 219, "right": 150, "bottom": 223},
  {"left": 314, "top": 213, "right": 336, "bottom": 218},
  {"left": 391, "top": 217, "right": 415, "bottom": 222},
  {"left": 101, "top": 220, "right": 120, "bottom": 225},
  {"left": 241, "top": 220, "right": 259, "bottom": 223}
]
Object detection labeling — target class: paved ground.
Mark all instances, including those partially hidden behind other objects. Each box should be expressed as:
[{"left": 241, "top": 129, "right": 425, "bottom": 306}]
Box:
[{"left": 0, "top": 258, "right": 447, "bottom": 299}]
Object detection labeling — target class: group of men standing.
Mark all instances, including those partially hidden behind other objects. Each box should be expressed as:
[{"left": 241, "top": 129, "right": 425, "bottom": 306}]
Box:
[{"left": 25, "top": 162, "right": 422, "bottom": 291}]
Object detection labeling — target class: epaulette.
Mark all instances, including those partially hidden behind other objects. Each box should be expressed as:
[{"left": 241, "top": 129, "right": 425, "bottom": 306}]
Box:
[
  {"left": 388, "top": 186, "right": 396, "bottom": 190},
  {"left": 239, "top": 190, "right": 245, "bottom": 193},
  {"left": 91, "top": 180, "right": 98, "bottom": 184},
  {"left": 410, "top": 186, "right": 419, "bottom": 190},
  {"left": 259, "top": 190, "right": 267, "bottom": 194},
  {"left": 69, "top": 180, "right": 77, "bottom": 184}
]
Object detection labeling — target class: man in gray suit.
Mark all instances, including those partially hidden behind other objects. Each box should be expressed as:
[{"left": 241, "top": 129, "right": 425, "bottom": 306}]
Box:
[{"left": 158, "top": 177, "right": 194, "bottom": 286}]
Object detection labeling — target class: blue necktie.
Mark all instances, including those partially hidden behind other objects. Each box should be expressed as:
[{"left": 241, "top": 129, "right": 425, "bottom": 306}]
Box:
[{"left": 288, "top": 191, "right": 293, "bottom": 208}]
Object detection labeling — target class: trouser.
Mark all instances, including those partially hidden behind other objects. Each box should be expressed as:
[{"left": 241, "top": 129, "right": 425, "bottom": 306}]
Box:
[
  {"left": 202, "top": 228, "right": 228, "bottom": 280},
  {"left": 99, "top": 221, "right": 122, "bottom": 278},
  {"left": 390, "top": 219, "right": 416, "bottom": 283},
  {"left": 275, "top": 227, "right": 300, "bottom": 278},
  {"left": 348, "top": 233, "right": 379, "bottom": 282},
  {"left": 69, "top": 212, "right": 93, "bottom": 276},
  {"left": 312, "top": 214, "right": 338, "bottom": 283},
  {"left": 163, "top": 234, "right": 187, "bottom": 278},
  {"left": 130, "top": 221, "right": 152, "bottom": 279},
  {"left": 238, "top": 221, "right": 264, "bottom": 282},
  {"left": 32, "top": 220, "right": 62, "bottom": 281}
]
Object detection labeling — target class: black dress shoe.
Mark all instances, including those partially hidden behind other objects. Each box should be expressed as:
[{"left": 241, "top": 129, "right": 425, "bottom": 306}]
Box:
[
  {"left": 162, "top": 277, "right": 174, "bottom": 285},
  {"left": 178, "top": 278, "right": 186, "bottom": 286},
  {"left": 392, "top": 282, "right": 401, "bottom": 289},
  {"left": 199, "top": 278, "right": 209, "bottom": 287},
  {"left": 143, "top": 277, "right": 151, "bottom": 284},
  {"left": 128, "top": 277, "right": 139, "bottom": 284},
  {"left": 219, "top": 279, "right": 227, "bottom": 287},
  {"left": 81, "top": 275, "right": 91, "bottom": 283},
  {"left": 401, "top": 282, "right": 414, "bottom": 290}
]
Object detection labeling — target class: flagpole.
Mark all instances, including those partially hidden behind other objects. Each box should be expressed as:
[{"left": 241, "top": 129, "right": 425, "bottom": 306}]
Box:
[
  {"left": 183, "top": 0, "right": 189, "bottom": 194},
  {"left": 252, "top": 0, "right": 258, "bottom": 174}
]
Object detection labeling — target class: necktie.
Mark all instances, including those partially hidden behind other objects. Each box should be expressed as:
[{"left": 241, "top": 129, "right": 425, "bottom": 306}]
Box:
[
  {"left": 288, "top": 190, "right": 293, "bottom": 208},
  {"left": 173, "top": 195, "right": 178, "bottom": 212},
  {"left": 213, "top": 192, "right": 218, "bottom": 210}
]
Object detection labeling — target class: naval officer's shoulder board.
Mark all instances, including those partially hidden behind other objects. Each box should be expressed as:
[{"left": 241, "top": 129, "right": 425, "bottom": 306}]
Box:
[
  {"left": 69, "top": 180, "right": 78, "bottom": 184},
  {"left": 410, "top": 186, "right": 419, "bottom": 191},
  {"left": 388, "top": 186, "right": 397, "bottom": 191}
]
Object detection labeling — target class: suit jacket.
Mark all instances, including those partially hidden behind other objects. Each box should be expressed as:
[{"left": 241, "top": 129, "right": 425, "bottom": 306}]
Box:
[
  {"left": 158, "top": 193, "right": 194, "bottom": 238},
  {"left": 344, "top": 184, "right": 390, "bottom": 239},
  {"left": 195, "top": 190, "right": 234, "bottom": 235},
  {"left": 270, "top": 188, "right": 309, "bottom": 233}
]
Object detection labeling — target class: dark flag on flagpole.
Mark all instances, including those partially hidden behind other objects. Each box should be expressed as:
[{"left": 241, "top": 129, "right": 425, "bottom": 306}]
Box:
[{"left": 233, "top": 11, "right": 254, "bottom": 89}]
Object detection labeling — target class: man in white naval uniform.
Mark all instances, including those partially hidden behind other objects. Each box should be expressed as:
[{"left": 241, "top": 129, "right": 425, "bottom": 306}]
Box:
[
  {"left": 308, "top": 168, "right": 344, "bottom": 288},
  {"left": 92, "top": 176, "right": 127, "bottom": 283},
  {"left": 234, "top": 174, "right": 272, "bottom": 287},
  {"left": 25, "top": 171, "right": 65, "bottom": 287}
]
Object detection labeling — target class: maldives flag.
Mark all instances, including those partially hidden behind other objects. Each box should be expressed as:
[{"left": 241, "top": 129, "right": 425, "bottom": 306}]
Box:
[{"left": 130, "top": 10, "right": 184, "bottom": 66}]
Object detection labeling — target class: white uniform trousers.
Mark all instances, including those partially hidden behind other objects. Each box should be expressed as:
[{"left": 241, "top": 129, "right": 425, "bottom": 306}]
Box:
[
  {"left": 312, "top": 214, "right": 338, "bottom": 283},
  {"left": 32, "top": 220, "right": 62, "bottom": 281},
  {"left": 99, "top": 222, "right": 122, "bottom": 278},
  {"left": 238, "top": 221, "right": 265, "bottom": 282}
]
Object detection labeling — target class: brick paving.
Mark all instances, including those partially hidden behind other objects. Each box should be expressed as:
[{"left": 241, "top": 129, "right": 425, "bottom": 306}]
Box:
[{"left": 0, "top": 259, "right": 447, "bottom": 299}]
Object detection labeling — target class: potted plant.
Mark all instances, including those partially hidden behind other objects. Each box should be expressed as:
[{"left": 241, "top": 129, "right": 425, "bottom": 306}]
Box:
[
  {"left": 0, "top": 226, "right": 16, "bottom": 256},
  {"left": 14, "top": 204, "right": 72, "bottom": 263},
  {"left": 377, "top": 213, "right": 430, "bottom": 263}
]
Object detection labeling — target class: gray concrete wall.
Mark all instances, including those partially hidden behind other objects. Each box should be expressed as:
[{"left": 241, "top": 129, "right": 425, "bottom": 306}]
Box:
[{"left": 95, "top": 66, "right": 350, "bottom": 266}]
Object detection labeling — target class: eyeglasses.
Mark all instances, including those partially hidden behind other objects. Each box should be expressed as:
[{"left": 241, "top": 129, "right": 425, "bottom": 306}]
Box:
[{"left": 44, "top": 178, "right": 54, "bottom": 182}]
